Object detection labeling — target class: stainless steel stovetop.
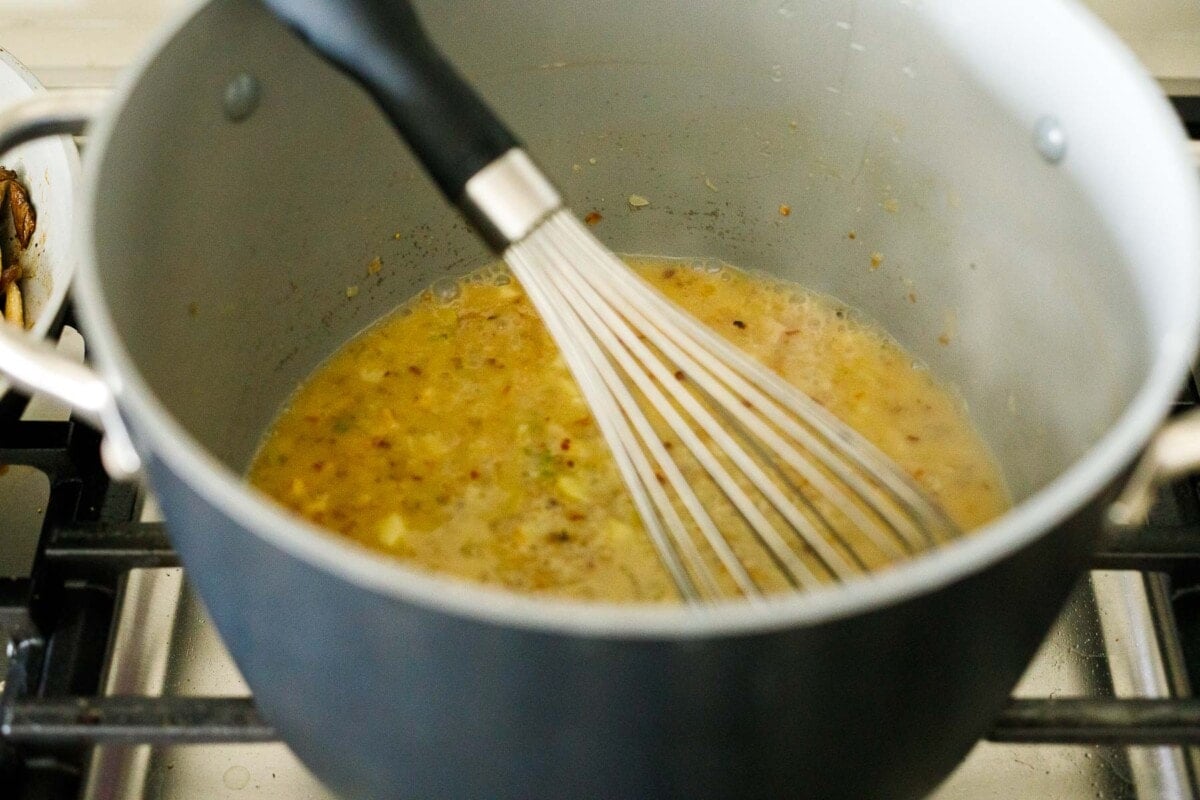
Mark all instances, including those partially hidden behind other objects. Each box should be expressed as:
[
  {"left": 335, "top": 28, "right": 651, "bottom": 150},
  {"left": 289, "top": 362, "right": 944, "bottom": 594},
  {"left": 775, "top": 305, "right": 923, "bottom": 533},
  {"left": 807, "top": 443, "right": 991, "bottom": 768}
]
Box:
[{"left": 74, "top": 561, "right": 1190, "bottom": 799}]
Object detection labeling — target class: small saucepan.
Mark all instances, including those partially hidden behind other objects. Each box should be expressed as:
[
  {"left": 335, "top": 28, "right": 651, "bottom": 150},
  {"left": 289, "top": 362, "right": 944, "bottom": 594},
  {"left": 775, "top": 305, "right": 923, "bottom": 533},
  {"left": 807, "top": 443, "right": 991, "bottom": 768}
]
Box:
[{"left": 0, "top": 48, "right": 83, "bottom": 412}]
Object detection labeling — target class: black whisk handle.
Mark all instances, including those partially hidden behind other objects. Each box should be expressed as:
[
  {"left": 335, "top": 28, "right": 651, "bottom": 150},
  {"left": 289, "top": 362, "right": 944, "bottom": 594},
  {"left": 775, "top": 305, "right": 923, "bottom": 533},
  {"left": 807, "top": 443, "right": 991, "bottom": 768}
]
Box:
[{"left": 259, "top": 0, "right": 519, "bottom": 200}]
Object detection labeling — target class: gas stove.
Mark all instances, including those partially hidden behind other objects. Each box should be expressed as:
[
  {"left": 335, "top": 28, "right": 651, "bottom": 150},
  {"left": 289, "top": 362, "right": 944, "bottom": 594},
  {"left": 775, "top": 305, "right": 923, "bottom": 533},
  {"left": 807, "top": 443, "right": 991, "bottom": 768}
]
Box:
[
  {"left": 4, "top": 2, "right": 1200, "bottom": 797},
  {"left": 1, "top": 325, "right": 1200, "bottom": 800}
]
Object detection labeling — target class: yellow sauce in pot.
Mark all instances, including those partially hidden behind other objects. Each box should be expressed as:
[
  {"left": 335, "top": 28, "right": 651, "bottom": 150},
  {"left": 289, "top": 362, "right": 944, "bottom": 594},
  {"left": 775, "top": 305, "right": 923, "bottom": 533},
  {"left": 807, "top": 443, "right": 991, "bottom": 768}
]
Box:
[{"left": 249, "top": 258, "right": 1009, "bottom": 602}]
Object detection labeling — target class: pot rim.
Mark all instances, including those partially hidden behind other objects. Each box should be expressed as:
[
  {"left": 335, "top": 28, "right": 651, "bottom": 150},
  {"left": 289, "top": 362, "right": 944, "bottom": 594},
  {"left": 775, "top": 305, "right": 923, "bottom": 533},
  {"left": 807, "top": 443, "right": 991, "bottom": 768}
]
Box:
[{"left": 73, "top": 0, "right": 1200, "bottom": 639}]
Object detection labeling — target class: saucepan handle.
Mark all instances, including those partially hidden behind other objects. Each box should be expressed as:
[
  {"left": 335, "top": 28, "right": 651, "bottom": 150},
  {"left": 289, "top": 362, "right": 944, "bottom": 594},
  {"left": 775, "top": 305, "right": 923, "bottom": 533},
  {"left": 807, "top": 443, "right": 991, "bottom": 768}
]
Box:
[
  {"left": 0, "top": 89, "right": 140, "bottom": 479},
  {"left": 1109, "top": 408, "right": 1200, "bottom": 526}
]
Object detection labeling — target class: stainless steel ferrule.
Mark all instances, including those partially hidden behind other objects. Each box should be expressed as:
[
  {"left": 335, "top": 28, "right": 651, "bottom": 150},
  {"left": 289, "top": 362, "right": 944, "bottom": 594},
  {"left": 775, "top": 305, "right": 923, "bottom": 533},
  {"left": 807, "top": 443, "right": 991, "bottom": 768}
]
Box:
[{"left": 461, "top": 148, "right": 563, "bottom": 250}]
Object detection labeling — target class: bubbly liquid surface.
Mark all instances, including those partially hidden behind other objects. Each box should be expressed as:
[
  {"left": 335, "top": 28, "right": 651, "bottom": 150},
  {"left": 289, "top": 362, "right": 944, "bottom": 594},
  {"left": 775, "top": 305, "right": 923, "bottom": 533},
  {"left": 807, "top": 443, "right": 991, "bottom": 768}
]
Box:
[{"left": 249, "top": 258, "right": 1009, "bottom": 602}]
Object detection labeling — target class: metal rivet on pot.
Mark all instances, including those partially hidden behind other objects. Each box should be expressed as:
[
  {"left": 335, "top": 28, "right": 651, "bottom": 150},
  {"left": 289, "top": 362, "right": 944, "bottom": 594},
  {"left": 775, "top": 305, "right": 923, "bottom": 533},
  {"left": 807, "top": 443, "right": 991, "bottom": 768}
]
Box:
[
  {"left": 223, "top": 73, "right": 261, "bottom": 123},
  {"left": 1033, "top": 116, "right": 1067, "bottom": 164}
]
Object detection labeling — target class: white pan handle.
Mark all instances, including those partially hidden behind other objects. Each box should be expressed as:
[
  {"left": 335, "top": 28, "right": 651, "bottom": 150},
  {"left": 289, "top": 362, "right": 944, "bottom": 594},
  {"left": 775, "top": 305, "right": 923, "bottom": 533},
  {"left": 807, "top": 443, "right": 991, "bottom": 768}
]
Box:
[
  {"left": 0, "top": 89, "right": 105, "bottom": 151},
  {"left": 1109, "top": 408, "right": 1200, "bottom": 526},
  {"left": 0, "top": 90, "right": 140, "bottom": 479}
]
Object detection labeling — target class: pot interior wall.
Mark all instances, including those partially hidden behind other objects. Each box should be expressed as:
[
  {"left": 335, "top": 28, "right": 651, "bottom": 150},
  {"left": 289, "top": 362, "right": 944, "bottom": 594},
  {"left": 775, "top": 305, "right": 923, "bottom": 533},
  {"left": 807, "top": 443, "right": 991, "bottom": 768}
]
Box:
[{"left": 93, "top": 0, "right": 1147, "bottom": 508}]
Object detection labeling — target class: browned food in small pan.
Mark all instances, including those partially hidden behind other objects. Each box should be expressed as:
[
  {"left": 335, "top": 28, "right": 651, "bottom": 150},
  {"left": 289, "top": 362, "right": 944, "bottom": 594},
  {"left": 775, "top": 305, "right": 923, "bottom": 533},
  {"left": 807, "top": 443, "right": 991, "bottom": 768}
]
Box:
[
  {"left": 0, "top": 167, "right": 36, "bottom": 327},
  {"left": 0, "top": 167, "right": 35, "bottom": 248}
]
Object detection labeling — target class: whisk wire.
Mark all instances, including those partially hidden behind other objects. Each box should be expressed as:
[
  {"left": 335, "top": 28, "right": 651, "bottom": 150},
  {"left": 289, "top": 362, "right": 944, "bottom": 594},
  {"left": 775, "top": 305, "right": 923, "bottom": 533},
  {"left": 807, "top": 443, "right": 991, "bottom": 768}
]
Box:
[
  {"left": 553, "top": 214, "right": 956, "bottom": 549},
  {"left": 511, "top": 246, "right": 706, "bottom": 601},
  {"left": 513, "top": 231, "right": 789, "bottom": 601},
  {"left": 621, "top": 263, "right": 956, "bottom": 549},
  {"left": 544, "top": 259, "right": 804, "bottom": 594},
  {"left": 549, "top": 258, "right": 846, "bottom": 585},
  {"left": 505, "top": 210, "right": 961, "bottom": 601},
  {"left": 559, "top": 242, "right": 905, "bottom": 566}
]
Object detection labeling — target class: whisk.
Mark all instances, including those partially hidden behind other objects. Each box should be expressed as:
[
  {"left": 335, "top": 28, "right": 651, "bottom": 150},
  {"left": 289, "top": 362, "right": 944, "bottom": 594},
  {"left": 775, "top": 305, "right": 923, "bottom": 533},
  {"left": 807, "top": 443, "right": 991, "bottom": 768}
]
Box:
[{"left": 262, "top": 0, "right": 959, "bottom": 602}]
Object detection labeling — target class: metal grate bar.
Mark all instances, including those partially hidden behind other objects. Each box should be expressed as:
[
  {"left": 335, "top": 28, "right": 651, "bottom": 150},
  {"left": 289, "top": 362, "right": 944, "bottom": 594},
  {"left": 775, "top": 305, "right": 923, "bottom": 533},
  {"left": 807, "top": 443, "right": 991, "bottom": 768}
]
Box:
[
  {"left": 42, "top": 522, "right": 178, "bottom": 575},
  {"left": 1091, "top": 526, "right": 1200, "bottom": 572},
  {"left": 3, "top": 696, "right": 274, "bottom": 745},
  {"left": 990, "top": 698, "right": 1200, "bottom": 745},
  {"left": 9, "top": 695, "right": 1200, "bottom": 748}
]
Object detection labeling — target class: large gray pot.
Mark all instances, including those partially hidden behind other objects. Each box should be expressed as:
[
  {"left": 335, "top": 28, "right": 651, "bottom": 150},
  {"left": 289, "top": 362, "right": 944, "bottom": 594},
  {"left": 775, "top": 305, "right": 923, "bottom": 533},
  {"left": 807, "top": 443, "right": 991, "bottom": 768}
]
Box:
[{"left": 1, "top": 0, "right": 1198, "bottom": 797}]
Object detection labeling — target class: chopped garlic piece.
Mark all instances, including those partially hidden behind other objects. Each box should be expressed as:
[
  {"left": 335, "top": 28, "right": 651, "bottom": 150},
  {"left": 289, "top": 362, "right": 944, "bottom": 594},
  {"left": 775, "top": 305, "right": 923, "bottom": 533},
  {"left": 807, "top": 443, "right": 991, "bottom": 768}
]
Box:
[
  {"left": 556, "top": 474, "right": 589, "bottom": 501},
  {"left": 378, "top": 513, "right": 407, "bottom": 547},
  {"left": 605, "top": 518, "right": 634, "bottom": 544}
]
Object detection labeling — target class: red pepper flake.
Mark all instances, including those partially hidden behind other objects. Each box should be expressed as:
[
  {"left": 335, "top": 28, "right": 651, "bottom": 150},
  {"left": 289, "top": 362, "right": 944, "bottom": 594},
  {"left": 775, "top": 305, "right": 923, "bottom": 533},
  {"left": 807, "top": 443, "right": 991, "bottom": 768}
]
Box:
[
  {"left": 469, "top": 469, "right": 480, "bottom": 479},
  {"left": 311, "top": 461, "right": 325, "bottom": 472},
  {"left": 662, "top": 441, "right": 673, "bottom": 450},
  {"left": 567, "top": 511, "right": 586, "bottom": 521},
  {"left": 741, "top": 399, "right": 753, "bottom": 409},
  {"left": 584, "top": 210, "right": 603, "bottom": 226},
  {"left": 408, "top": 365, "right": 423, "bottom": 376},
  {"left": 566, "top": 459, "right": 575, "bottom": 467},
  {"left": 560, "top": 438, "right": 571, "bottom": 451},
  {"left": 655, "top": 471, "right": 667, "bottom": 485},
  {"left": 372, "top": 438, "right": 392, "bottom": 450},
  {"left": 732, "top": 320, "right": 746, "bottom": 329},
  {"left": 662, "top": 268, "right": 676, "bottom": 278},
  {"left": 674, "top": 370, "right": 685, "bottom": 381}
]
